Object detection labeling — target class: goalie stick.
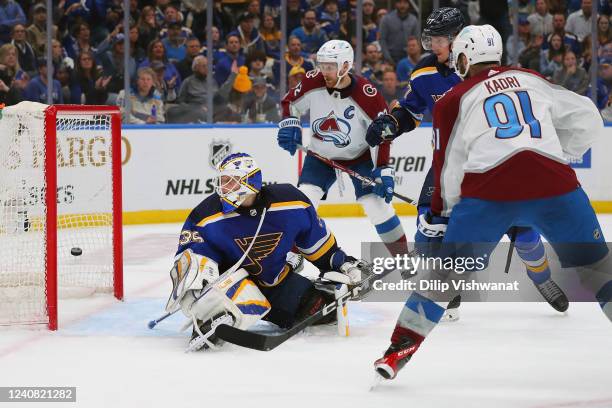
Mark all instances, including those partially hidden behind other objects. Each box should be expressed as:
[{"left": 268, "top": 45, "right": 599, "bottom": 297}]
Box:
[
  {"left": 298, "top": 146, "right": 418, "bottom": 206},
  {"left": 214, "top": 255, "right": 413, "bottom": 351}
]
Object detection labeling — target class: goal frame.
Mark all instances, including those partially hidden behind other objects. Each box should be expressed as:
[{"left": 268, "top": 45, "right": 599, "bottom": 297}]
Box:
[{"left": 44, "top": 105, "right": 123, "bottom": 330}]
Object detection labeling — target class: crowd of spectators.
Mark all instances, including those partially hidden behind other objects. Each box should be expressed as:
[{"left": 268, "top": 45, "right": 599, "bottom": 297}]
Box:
[{"left": 0, "top": 0, "right": 611, "bottom": 123}]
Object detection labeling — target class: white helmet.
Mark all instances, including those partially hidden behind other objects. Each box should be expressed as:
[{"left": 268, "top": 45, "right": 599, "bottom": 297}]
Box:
[
  {"left": 316, "top": 40, "right": 354, "bottom": 87},
  {"left": 451, "top": 24, "right": 503, "bottom": 78}
]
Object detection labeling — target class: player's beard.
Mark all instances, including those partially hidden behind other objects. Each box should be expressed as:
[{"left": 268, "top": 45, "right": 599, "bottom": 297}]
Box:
[{"left": 323, "top": 75, "right": 338, "bottom": 88}]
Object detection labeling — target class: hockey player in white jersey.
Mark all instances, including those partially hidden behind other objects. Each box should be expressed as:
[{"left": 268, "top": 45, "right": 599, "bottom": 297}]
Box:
[
  {"left": 277, "top": 40, "right": 407, "bottom": 246},
  {"left": 374, "top": 24, "right": 612, "bottom": 380}
]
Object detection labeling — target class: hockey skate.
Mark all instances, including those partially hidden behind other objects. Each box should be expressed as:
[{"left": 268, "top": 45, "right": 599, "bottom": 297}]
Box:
[
  {"left": 187, "top": 312, "right": 234, "bottom": 352},
  {"left": 534, "top": 279, "right": 569, "bottom": 313},
  {"left": 441, "top": 294, "right": 461, "bottom": 322},
  {"left": 373, "top": 339, "right": 421, "bottom": 380}
]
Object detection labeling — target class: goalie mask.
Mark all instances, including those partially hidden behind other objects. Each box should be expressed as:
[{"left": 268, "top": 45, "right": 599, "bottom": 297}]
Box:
[{"left": 216, "top": 153, "right": 262, "bottom": 213}]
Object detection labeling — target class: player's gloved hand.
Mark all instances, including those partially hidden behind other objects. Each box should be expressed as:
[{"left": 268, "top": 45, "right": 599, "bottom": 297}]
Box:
[
  {"left": 415, "top": 210, "right": 448, "bottom": 258},
  {"left": 416, "top": 210, "right": 448, "bottom": 243},
  {"left": 366, "top": 114, "right": 398, "bottom": 147},
  {"left": 372, "top": 166, "right": 395, "bottom": 203},
  {"left": 323, "top": 253, "right": 372, "bottom": 285},
  {"left": 277, "top": 117, "right": 302, "bottom": 155}
]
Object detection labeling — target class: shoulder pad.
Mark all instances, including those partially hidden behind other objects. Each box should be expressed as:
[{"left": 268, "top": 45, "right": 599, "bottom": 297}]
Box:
[
  {"left": 262, "top": 184, "right": 313, "bottom": 207},
  {"left": 412, "top": 54, "right": 438, "bottom": 72},
  {"left": 188, "top": 194, "right": 222, "bottom": 225}
]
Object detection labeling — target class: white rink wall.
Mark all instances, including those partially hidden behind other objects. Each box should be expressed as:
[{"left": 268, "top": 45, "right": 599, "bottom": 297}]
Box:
[{"left": 120, "top": 124, "right": 612, "bottom": 224}]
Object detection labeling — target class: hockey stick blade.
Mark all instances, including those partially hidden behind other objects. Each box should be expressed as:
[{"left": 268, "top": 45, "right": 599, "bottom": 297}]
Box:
[
  {"left": 215, "top": 283, "right": 362, "bottom": 351},
  {"left": 215, "top": 260, "right": 410, "bottom": 351}
]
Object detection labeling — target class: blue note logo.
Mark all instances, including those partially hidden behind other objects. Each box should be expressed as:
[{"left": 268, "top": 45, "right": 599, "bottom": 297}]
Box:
[{"left": 312, "top": 111, "right": 352, "bottom": 147}]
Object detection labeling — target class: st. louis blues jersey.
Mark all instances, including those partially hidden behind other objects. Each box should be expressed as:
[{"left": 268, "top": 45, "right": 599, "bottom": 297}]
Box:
[
  {"left": 398, "top": 53, "right": 461, "bottom": 126},
  {"left": 282, "top": 70, "right": 390, "bottom": 165},
  {"left": 176, "top": 184, "right": 339, "bottom": 287}
]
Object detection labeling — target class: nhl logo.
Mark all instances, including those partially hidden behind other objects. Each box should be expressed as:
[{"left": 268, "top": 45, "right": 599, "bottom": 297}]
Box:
[
  {"left": 209, "top": 140, "right": 232, "bottom": 169},
  {"left": 594, "top": 228, "right": 601, "bottom": 240}
]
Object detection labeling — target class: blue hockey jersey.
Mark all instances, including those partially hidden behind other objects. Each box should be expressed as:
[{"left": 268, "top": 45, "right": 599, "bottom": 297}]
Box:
[
  {"left": 398, "top": 53, "right": 461, "bottom": 123},
  {"left": 176, "top": 184, "right": 338, "bottom": 287}
]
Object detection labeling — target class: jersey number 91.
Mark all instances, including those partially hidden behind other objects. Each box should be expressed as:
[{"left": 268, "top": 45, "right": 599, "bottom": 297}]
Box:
[{"left": 484, "top": 91, "right": 542, "bottom": 139}]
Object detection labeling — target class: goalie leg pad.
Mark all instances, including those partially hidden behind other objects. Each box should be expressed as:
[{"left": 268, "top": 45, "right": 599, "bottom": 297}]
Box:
[{"left": 189, "top": 269, "right": 270, "bottom": 331}]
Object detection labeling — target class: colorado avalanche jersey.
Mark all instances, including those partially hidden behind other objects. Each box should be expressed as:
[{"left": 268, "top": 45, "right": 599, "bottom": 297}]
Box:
[
  {"left": 398, "top": 53, "right": 461, "bottom": 124},
  {"left": 431, "top": 66, "right": 604, "bottom": 217},
  {"left": 282, "top": 70, "right": 390, "bottom": 163},
  {"left": 176, "top": 184, "right": 337, "bottom": 287}
]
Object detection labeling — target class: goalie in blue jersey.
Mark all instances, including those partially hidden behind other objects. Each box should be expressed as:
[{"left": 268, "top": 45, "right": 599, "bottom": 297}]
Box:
[{"left": 165, "top": 153, "right": 372, "bottom": 351}]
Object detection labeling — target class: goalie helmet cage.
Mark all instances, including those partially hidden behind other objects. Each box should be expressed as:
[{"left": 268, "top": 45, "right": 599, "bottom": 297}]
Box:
[{"left": 0, "top": 103, "right": 123, "bottom": 330}]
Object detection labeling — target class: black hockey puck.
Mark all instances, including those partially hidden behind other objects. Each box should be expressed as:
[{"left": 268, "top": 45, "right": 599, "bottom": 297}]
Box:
[{"left": 71, "top": 247, "right": 82, "bottom": 256}]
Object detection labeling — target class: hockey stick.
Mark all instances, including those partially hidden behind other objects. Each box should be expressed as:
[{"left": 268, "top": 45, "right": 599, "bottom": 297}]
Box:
[
  {"left": 214, "top": 258, "right": 410, "bottom": 351},
  {"left": 504, "top": 227, "right": 518, "bottom": 274},
  {"left": 148, "top": 207, "right": 268, "bottom": 329},
  {"left": 298, "top": 146, "right": 418, "bottom": 206}
]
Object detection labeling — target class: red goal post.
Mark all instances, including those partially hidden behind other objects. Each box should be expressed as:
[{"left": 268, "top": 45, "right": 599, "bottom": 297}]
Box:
[{"left": 0, "top": 103, "right": 123, "bottom": 330}]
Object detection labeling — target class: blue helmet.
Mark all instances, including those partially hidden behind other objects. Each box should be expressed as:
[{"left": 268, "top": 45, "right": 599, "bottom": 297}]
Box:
[{"left": 215, "top": 153, "right": 262, "bottom": 213}]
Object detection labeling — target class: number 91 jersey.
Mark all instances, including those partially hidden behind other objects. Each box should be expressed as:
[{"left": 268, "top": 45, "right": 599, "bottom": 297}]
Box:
[
  {"left": 281, "top": 69, "right": 389, "bottom": 161},
  {"left": 431, "top": 66, "right": 604, "bottom": 217}
]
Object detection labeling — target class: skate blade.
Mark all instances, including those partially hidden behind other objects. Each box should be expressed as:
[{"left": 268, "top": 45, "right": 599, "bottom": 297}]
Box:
[
  {"left": 369, "top": 372, "right": 385, "bottom": 391},
  {"left": 440, "top": 308, "right": 460, "bottom": 322}
]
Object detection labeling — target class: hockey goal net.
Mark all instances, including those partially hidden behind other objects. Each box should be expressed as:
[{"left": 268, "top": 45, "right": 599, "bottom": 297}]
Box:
[{"left": 0, "top": 102, "right": 123, "bottom": 330}]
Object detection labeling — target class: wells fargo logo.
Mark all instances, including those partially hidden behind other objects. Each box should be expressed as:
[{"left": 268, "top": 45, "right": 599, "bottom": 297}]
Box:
[{"left": 1, "top": 135, "right": 133, "bottom": 169}]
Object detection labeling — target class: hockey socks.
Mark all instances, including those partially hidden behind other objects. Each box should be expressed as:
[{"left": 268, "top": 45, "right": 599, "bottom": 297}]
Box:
[
  {"left": 393, "top": 292, "right": 445, "bottom": 342},
  {"left": 514, "top": 229, "right": 551, "bottom": 284},
  {"left": 375, "top": 215, "right": 406, "bottom": 244}
]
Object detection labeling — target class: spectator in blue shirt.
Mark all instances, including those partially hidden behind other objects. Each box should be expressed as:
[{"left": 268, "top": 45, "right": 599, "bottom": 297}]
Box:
[
  {"left": 63, "top": 22, "right": 97, "bottom": 62},
  {"left": 542, "top": 12, "right": 581, "bottom": 55},
  {"left": 229, "top": 12, "right": 265, "bottom": 55},
  {"left": 62, "top": 0, "right": 94, "bottom": 29},
  {"left": 214, "top": 34, "right": 245, "bottom": 86},
  {"left": 139, "top": 39, "right": 182, "bottom": 92},
  {"left": 161, "top": 22, "right": 187, "bottom": 62},
  {"left": 23, "top": 58, "right": 63, "bottom": 104},
  {"left": 0, "top": 0, "right": 25, "bottom": 45},
  {"left": 319, "top": 0, "right": 341, "bottom": 39},
  {"left": 290, "top": 9, "right": 328, "bottom": 55},
  {"left": 396, "top": 36, "right": 425, "bottom": 83}
]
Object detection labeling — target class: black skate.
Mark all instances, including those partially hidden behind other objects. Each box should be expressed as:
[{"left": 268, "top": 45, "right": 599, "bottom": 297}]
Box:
[
  {"left": 441, "top": 294, "right": 461, "bottom": 322},
  {"left": 535, "top": 279, "right": 569, "bottom": 312}
]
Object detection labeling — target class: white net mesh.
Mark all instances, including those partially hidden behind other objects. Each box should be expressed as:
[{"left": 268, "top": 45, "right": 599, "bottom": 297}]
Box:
[{"left": 0, "top": 102, "right": 119, "bottom": 327}]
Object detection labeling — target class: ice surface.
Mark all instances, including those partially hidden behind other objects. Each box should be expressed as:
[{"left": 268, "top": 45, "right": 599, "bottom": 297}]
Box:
[{"left": 1, "top": 216, "right": 612, "bottom": 408}]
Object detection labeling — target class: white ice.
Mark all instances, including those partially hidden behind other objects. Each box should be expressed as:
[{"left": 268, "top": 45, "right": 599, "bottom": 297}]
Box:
[{"left": 2, "top": 216, "right": 612, "bottom": 408}]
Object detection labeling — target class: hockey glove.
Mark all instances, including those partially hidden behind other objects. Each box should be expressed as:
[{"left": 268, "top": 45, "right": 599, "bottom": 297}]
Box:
[
  {"left": 277, "top": 117, "right": 302, "bottom": 156},
  {"left": 366, "top": 114, "right": 399, "bottom": 147},
  {"left": 323, "top": 252, "right": 372, "bottom": 285},
  {"left": 415, "top": 210, "right": 448, "bottom": 258},
  {"left": 372, "top": 166, "right": 395, "bottom": 203}
]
